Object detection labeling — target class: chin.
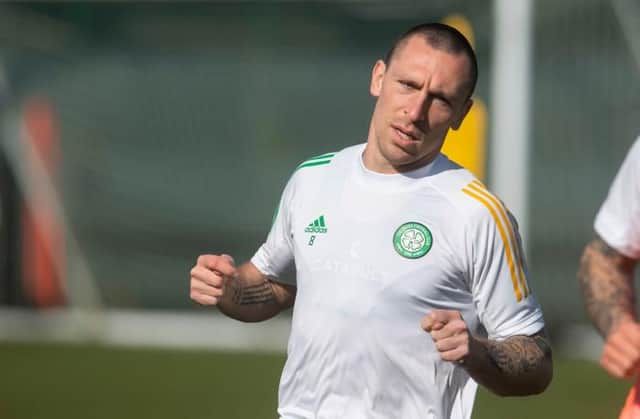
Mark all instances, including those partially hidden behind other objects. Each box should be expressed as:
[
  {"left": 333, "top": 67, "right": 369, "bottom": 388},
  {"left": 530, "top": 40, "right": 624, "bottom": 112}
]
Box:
[
  {"left": 388, "top": 141, "right": 418, "bottom": 160},
  {"left": 385, "top": 151, "right": 418, "bottom": 169}
]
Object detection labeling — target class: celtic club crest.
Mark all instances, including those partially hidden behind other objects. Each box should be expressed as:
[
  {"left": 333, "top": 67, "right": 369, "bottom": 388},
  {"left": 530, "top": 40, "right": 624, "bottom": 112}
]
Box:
[{"left": 393, "top": 222, "right": 433, "bottom": 259}]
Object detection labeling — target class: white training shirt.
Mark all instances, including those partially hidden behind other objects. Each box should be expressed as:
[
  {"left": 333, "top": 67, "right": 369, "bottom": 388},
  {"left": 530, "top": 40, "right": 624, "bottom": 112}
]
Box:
[
  {"left": 595, "top": 136, "right": 640, "bottom": 258},
  {"left": 251, "top": 143, "right": 545, "bottom": 419}
]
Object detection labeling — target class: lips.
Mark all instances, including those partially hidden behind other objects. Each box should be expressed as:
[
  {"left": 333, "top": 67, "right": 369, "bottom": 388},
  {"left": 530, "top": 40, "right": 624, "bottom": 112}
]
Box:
[{"left": 392, "top": 125, "right": 421, "bottom": 143}]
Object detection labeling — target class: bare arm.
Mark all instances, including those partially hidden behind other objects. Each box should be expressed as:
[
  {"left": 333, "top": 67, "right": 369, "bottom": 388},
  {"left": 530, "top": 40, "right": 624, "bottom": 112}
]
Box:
[
  {"left": 219, "top": 262, "right": 296, "bottom": 322},
  {"left": 578, "top": 234, "right": 637, "bottom": 337},
  {"left": 464, "top": 330, "right": 553, "bottom": 396},
  {"left": 578, "top": 234, "right": 640, "bottom": 378},
  {"left": 190, "top": 254, "right": 296, "bottom": 323},
  {"left": 423, "top": 311, "right": 552, "bottom": 396}
]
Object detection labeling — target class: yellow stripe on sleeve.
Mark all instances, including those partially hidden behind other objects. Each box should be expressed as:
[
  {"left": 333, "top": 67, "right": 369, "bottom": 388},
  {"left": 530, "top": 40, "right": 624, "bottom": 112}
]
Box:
[
  {"left": 469, "top": 181, "right": 529, "bottom": 297},
  {"left": 462, "top": 186, "right": 523, "bottom": 302}
]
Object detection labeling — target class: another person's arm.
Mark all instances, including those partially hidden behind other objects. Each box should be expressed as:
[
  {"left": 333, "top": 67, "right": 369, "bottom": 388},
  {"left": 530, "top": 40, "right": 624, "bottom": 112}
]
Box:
[
  {"left": 190, "top": 254, "right": 295, "bottom": 322},
  {"left": 578, "top": 235, "right": 640, "bottom": 378},
  {"left": 423, "top": 310, "right": 552, "bottom": 396},
  {"left": 577, "top": 138, "right": 640, "bottom": 378}
]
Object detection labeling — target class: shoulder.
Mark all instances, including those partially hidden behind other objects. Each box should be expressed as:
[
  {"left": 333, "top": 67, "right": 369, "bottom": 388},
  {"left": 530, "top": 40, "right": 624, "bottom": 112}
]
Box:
[
  {"left": 629, "top": 135, "right": 640, "bottom": 161},
  {"left": 617, "top": 135, "right": 640, "bottom": 177},
  {"left": 429, "top": 155, "right": 514, "bottom": 230},
  {"left": 295, "top": 144, "right": 361, "bottom": 169},
  {"left": 291, "top": 144, "right": 361, "bottom": 179},
  {"left": 622, "top": 136, "right": 640, "bottom": 181}
]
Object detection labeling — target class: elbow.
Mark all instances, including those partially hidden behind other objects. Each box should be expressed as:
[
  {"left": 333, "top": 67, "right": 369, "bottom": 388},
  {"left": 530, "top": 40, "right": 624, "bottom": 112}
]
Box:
[
  {"left": 531, "top": 358, "right": 554, "bottom": 394},
  {"left": 491, "top": 356, "right": 554, "bottom": 397},
  {"left": 237, "top": 315, "right": 272, "bottom": 323},
  {"left": 218, "top": 305, "right": 282, "bottom": 323},
  {"left": 512, "top": 356, "right": 554, "bottom": 397},
  {"left": 226, "top": 311, "right": 276, "bottom": 323},
  {"left": 519, "top": 374, "right": 552, "bottom": 397}
]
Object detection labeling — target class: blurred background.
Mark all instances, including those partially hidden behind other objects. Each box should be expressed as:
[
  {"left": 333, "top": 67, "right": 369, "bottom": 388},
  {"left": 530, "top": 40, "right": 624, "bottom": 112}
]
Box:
[{"left": 1, "top": 1, "right": 639, "bottom": 418}]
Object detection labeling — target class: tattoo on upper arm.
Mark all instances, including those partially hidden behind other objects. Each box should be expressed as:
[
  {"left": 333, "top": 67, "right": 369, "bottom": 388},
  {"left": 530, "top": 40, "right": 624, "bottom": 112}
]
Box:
[
  {"left": 577, "top": 235, "right": 636, "bottom": 336},
  {"left": 487, "top": 332, "right": 551, "bottom": 377},
  {"left": 231, "top": 281, "right": 276, "bottom": 306}
]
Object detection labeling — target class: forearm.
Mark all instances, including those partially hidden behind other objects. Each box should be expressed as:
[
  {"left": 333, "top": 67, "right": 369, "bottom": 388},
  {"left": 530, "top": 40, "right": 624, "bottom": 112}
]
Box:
[
  {"left": 577, "top": 236, "right": 637, "bottom": 337},
  {"left": 463, "top": 331, "right": 553, "bottom": 396},
  {"left": 218, "top": 263, "right": 295, "bottom": 323}
]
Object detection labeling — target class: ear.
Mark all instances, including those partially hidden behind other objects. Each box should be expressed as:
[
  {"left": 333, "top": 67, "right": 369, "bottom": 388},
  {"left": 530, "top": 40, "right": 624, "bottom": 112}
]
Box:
[
  {"left": 369, "top": 60, "right": 386, "bottom": 97},
  {"left": 451, "top": 99, "right": 473, "bottom": 130}
]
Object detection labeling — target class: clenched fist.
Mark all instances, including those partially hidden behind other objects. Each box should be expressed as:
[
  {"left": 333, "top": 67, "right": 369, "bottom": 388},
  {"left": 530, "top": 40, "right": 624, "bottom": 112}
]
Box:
[
  {"left": 190, "top": 254, "right": 238, "bottom": 306},
  {"left": 421, "top": 310, "right": 472, "bottom": 364},
  {"left": 601, "top": 320, "right": 640, "bottom": 379}
]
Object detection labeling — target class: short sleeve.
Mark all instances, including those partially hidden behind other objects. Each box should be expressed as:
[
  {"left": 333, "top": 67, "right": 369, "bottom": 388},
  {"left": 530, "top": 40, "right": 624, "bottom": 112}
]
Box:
[
  {"left": 594, "top": 136, "right": 640, "bottom": 259},
  {"left": 466, "top": 203, "right": 545, "bottom": 340},
  {"left": 250, "top": 174, "right": 297, "bottom": 284}
]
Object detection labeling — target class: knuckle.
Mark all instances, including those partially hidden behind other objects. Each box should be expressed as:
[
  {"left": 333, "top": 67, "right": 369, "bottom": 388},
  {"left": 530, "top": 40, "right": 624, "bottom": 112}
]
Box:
[
  {"left": 222, "top": 254, "right": 236, "bottom": 266},
  {"left": 452, "top": 320, "right": 466, "bottom": 331},
  {"left": 191, "top": 276, "right": 204, "bottom": 287},
  {"left": 198, "top": 254, "right": 218, "bottom": 267},
  {"left": 210, "top": 258, "right": 221, "bottom": 270},
  {"left": 211, "top": 275, "right": 224, "bottom": 287}
]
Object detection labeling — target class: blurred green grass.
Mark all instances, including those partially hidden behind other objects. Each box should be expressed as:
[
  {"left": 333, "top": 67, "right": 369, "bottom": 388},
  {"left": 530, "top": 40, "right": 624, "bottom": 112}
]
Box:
[{"left": 0, "top": 342, "right": 631, "bottom": 418}]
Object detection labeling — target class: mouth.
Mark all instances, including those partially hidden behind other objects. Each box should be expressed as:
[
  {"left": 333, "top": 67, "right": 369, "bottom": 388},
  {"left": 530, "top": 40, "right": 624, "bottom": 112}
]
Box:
[{"left": 392, "top": 125, "right": 421, "bottom": 143}]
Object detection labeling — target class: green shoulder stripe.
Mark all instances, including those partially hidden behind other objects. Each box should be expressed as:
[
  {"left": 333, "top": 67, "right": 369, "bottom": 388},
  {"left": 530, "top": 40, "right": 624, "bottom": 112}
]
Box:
[
  {"left": 295, "top": 151, "right": 336, "bottom": 171},
  {"left": 307, "top": 152, "right": 336, "bottom": 161}
]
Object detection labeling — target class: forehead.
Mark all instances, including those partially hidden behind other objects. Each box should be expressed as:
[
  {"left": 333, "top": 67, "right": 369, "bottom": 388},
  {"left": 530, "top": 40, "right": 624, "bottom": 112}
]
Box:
[{"left": 388, "top": 35, "right": 472, "bottom": 96}]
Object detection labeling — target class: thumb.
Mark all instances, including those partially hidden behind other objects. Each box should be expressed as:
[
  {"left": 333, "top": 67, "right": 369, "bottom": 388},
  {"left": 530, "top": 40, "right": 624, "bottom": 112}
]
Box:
[
  {"left": 221, "top": 254, "right": 236, "bottom": 267},
  {"left": 219, "top": 254, "right": 238, "bottom": 279},
  {"left": 421, "top": 312, "right": 444, "bottom": 332}
]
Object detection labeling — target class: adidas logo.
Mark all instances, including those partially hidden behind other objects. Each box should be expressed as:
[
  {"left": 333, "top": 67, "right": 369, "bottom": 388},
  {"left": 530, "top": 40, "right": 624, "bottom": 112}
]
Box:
[{"left": 304, "top": 215, "right": 328, "bottom": 234}]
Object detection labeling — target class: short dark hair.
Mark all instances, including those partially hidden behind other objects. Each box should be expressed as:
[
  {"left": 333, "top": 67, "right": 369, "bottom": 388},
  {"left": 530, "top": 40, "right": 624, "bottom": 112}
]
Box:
[{"left": 384, "top": 23, "right": 478, "bottom": 99}]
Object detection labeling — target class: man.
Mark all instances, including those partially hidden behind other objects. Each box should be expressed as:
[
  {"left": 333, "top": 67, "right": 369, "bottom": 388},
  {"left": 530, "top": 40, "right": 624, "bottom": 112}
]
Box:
[
  {"left": 191, "top": 23, "right": 552, "bottom": 418},
  {"left": 578, "top": 136, "right": 640, "bottom": 418}
]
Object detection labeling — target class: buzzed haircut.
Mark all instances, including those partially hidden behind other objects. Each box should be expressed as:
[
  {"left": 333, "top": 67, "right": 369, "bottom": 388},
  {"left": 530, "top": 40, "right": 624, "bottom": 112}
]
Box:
[{"left": 384, "top": 23, "right": 478, "bottom": 99}]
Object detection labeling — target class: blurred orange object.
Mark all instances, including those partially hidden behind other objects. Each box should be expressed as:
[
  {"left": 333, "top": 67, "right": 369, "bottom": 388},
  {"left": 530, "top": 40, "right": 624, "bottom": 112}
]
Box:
[
  {"left": 21, "top": 98, "right": 65, "bottom": 307},
  {"left": 620, "top": 381, "right": 640, "bottom": 419}
]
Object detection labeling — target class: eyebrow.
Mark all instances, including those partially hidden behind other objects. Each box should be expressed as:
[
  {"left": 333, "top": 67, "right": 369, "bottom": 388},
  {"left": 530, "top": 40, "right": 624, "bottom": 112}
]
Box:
[{"left": 395, "top": 72, "right": 455, "bottom": 106}]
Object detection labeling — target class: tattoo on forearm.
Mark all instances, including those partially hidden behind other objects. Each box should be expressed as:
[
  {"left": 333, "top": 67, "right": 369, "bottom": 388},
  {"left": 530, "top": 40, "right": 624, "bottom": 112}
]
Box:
[
  {"left": 487, "top": 333, "right": 551, "bottom": 377},
  {"left": 231, "top": 282, "right": 276, "bottom": 306},
  {"left": 577, "top": 236, "right": 636, "bottom": 336}
]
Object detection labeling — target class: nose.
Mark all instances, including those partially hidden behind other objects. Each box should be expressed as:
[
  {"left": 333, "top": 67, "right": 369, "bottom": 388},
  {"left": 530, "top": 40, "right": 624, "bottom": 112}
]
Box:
[{"left": 405, "top": 93, "right": 429, "bottom": 124}]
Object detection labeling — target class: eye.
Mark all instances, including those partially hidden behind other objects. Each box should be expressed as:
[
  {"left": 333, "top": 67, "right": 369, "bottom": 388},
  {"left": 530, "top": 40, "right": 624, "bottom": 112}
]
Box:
[
  {"left": 398, "top": 80, "right": 416, "bottom": 90},
  {"left": 434, "top": 97, "right": 448, "bottom": 105},
  {"left": 432, "top": 96, "right": 452, "bottom": 109}
]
